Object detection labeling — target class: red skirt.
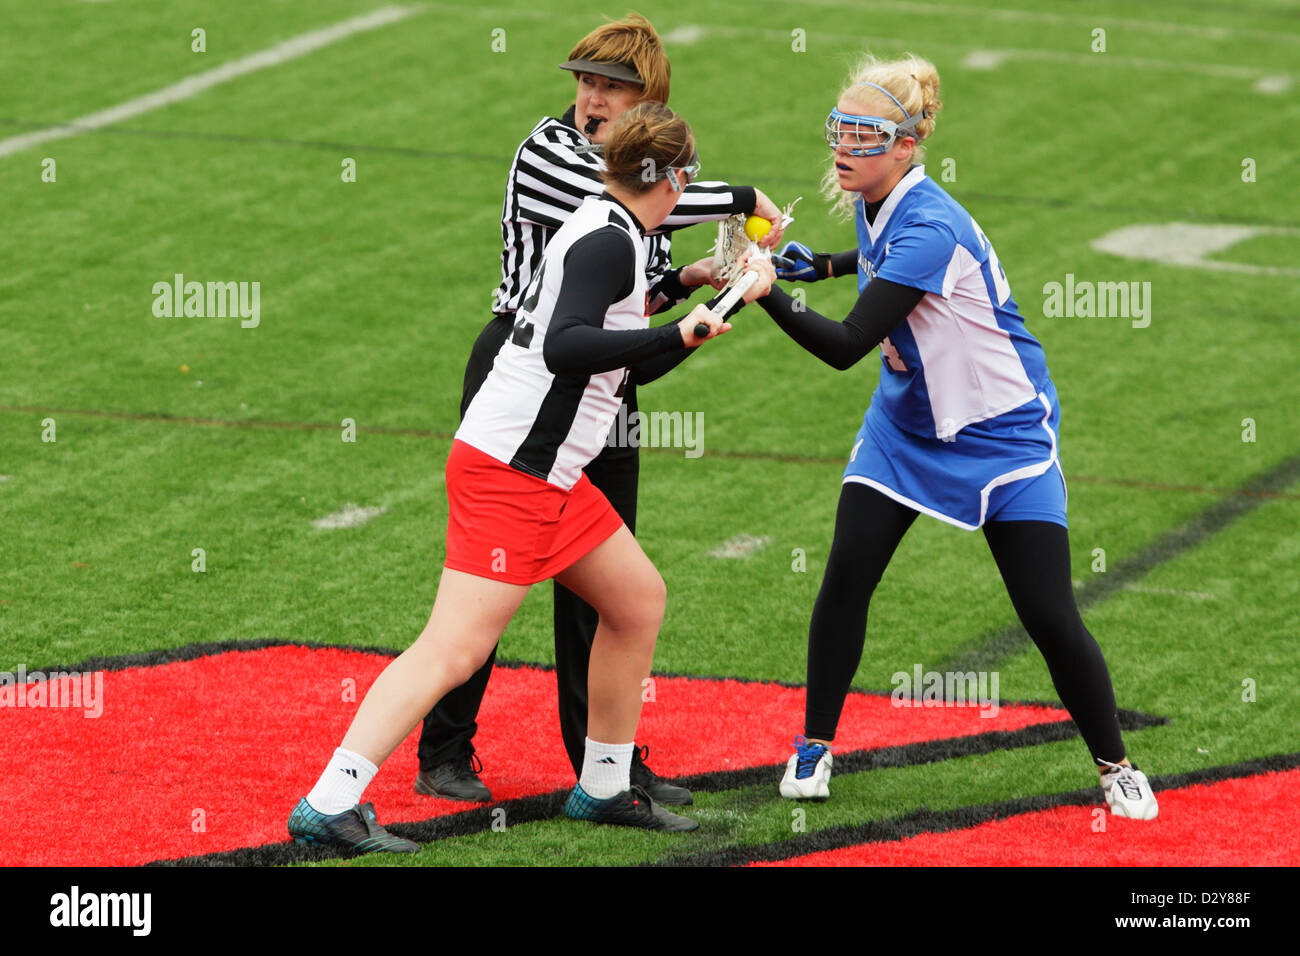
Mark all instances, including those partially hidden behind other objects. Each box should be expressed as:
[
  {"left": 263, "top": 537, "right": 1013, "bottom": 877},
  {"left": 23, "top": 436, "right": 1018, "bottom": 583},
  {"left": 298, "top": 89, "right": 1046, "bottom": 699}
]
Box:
[{"left": 443, "top": 440, "right": 624, "bottom": 585}]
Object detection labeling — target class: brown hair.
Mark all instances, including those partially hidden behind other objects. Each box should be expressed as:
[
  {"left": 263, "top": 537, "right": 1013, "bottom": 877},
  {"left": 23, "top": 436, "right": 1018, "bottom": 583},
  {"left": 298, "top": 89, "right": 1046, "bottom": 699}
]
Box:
[
  {"left": 600, "top": 102, "right": 694, "bottom": 194},
  {"left": 567, "top": 13, "right": 671, "bottom": 104}
]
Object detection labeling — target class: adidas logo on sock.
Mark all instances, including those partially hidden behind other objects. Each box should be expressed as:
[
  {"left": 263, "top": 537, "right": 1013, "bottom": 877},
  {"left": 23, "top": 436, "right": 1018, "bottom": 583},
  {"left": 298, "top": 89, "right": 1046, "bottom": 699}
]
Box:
[
  {"left": 596, "top": 757, "right": 617, "bottom": 765},
  {"left": 340, "top": 767, "right": 358, "bottom": 778}
]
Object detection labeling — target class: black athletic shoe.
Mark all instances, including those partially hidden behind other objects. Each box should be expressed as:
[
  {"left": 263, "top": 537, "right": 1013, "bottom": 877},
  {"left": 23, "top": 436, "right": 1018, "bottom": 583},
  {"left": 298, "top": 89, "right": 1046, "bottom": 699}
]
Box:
[
  {"left": 564, "top": 783, "right": 698, "bottom": 832},
  {"left": 414, "top": 752, "right": 492, "bottom": 802},
  {"left": 631, "top": 745, "right": 693, "bottom": 806},
  {"left": 287, "top": 798, "right": 419, "bottom": 854}
]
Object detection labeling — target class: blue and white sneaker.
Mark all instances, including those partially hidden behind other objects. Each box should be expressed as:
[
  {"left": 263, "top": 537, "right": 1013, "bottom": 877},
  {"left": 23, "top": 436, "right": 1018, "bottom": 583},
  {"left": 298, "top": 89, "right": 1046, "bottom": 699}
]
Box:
[
  {"left": 780, "top": 736, "right": 833, "bottom": 800},
  {"left": 287, "top": 797, "right": 420, "bottom": 853}
]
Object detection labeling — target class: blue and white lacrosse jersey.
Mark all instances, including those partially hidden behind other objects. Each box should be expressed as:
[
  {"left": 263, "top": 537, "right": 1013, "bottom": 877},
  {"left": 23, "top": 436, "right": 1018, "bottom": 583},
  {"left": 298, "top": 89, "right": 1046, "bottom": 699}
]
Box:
[{"left": 843, "top": 165, "right": 1067, "bottom": 529}]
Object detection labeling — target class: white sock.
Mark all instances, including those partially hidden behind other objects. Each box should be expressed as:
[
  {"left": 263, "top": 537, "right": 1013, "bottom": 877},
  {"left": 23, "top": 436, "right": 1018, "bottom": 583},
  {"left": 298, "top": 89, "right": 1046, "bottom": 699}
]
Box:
[
  {"left": 306, "top": 747, "right": 378, "bottom": 814},
  {"left": 579, "top": 737, "right": 634, "bottom": 799}
]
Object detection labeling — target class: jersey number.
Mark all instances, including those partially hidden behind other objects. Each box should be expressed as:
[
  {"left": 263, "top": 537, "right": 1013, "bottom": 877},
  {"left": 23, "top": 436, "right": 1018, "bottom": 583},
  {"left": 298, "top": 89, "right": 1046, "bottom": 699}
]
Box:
[
  {"left": 881, "top": 337, "right": 908, "bottom": 372},
  {"left": 970, "top": 217, "right": 1012, "bottom": 306},
  {"left": 513, "top": 260, "right": 547, "bottom": 347},
  {"left": 511, "top": 316, "right": 534, "bottom": 348},
  {"left": 520, "top": 261, "right": 547, "bottom": 313}
]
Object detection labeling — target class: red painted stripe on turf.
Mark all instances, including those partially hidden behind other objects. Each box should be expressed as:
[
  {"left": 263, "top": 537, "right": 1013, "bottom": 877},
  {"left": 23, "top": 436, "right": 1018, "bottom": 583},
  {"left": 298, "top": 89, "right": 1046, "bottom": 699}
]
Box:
[
  {"left": 0, "top": 646, "right": 1068, "bottom": 865},
  {"left": 756, "top": 769, "right": 1300, "bottom": 867}
]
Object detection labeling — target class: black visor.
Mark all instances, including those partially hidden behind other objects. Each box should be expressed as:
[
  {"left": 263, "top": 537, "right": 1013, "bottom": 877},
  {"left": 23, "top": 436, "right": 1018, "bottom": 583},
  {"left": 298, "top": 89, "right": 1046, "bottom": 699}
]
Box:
[{"left": 558, "top": 58, "right": 644, "bottom": 85}]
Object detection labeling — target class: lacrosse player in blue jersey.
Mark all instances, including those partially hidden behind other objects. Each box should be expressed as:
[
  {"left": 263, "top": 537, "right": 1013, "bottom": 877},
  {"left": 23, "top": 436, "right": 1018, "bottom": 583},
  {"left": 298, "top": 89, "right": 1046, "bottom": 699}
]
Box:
[{"left": 759, "top": 54, "right": 1158, "bottom": 820}]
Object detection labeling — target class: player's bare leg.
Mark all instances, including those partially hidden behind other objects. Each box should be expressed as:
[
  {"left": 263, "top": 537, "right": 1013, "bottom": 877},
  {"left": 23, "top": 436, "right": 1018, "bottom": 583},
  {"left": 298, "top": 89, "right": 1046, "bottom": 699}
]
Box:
[
  {"left": 553, "top": 525, "right": 696, "bottom": 831},
  {"left": 340, "top": 568, "right": 530, "bottom": 766},
  {"left": 289, "top": 569, "right": 529, "bottom": 853},
  {"left": 554, "top": 525, "right": 663, "bottom": 746}
]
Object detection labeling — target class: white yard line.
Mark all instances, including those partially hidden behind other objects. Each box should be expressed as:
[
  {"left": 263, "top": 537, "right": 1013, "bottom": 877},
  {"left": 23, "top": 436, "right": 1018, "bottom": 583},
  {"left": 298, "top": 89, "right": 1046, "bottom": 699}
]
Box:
[
  {"left": 312, "top": 503, "right": 388, "bottom": 530},
  {"left": 794, "top": 0, "right": 1300, "bottom": 45},
  {"left": 1123, "top": 585, "right": 1217, "bottom": 601},
  {"left": 957, "top": 45, "right": 1287, "bottom": 83},
  {"left": 0, "top": 5, "right": 423, "bottom": 160},
  {"left": 962, "top": 50, "right": 1008, "bottom": 71},
  {"left": 662, "top": 25, "right": 706, "bottom": 46},
  {"left": 416, "top": 5, "right": 1293, "bottom": 88},
  {"left": 707, "top": 534, "right": 772, "bottom": 559},
  {"left": 1091, "top": 223, "right": 1300, "bottom": 278},
  {"left": 654, "top": 21, "right": 1293, "bottom": 88},
  {"left": 1254, "top": 75, "right": 1293, "bottom": 95},
  {"left": 425, "top": 0, "right": 1298, "bottom": 46},
  {"left": 1073, "top": 580, "right": 1218, "bottom": 601}
]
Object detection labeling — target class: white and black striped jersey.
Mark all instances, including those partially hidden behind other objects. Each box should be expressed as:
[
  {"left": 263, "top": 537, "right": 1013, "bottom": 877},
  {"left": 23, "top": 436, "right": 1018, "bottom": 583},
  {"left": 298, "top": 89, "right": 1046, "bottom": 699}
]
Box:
[
  {"left": 459, "top": 194, "right": 688, "bottom": 490},
  {"left": 494, "top": 105, "right": 755, "bottom": 317}
]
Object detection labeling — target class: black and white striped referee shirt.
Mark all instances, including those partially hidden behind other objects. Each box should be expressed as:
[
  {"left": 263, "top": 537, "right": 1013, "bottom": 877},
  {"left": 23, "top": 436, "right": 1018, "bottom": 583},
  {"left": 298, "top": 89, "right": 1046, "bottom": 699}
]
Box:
[{"left": 494, "top": 105, "right": 756, "bottom": 318}]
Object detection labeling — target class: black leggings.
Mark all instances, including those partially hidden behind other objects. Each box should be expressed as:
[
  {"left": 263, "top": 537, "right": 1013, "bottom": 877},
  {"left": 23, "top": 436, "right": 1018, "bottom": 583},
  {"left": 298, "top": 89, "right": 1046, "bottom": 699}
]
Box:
[{"left": 805, "top": 482, "right": 1125, "bottom": 765}]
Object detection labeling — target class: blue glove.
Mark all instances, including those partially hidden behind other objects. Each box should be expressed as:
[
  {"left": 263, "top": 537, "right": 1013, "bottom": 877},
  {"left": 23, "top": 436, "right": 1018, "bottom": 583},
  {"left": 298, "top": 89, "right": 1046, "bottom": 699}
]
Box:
[{"left": 772, "top": 241, "right": 831, "bottom": 281}]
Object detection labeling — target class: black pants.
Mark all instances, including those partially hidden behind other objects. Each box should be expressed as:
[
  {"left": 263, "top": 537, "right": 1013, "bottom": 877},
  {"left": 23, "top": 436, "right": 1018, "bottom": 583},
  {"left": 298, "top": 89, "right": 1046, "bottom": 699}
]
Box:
[
  {"left": 805, "top": 482, "right": 1126, "bottom": 765},
  {"left": 417, "top": 314, "right": 640, "bottom": 777}
]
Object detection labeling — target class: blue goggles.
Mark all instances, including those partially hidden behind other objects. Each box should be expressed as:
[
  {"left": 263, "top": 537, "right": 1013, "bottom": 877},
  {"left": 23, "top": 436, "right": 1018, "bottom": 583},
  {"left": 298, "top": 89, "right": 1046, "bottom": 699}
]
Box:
[{"left": 825, "top": 107, "right": 924, "bottom": 156}]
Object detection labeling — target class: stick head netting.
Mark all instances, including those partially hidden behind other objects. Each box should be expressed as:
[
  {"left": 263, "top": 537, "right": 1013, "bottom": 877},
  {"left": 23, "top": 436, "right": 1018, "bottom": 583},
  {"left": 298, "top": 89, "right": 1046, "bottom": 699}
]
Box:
[{"left": 710, "top": 197, "right": 802, "bottom": 288}]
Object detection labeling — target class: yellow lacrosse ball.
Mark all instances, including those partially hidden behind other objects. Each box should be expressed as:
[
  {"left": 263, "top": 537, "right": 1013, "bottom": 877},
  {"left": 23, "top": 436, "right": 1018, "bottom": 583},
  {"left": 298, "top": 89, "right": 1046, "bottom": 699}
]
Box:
[{"left": 743, "top": 215, "right": 772, "bottom": 242}]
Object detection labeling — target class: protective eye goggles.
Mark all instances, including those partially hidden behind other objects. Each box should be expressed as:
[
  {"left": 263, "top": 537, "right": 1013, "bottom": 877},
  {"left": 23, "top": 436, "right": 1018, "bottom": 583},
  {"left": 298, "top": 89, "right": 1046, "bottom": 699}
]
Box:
[
  {"left": 825, "top": 107, "right": 923, "bottom": 156},
  {"left": 575, "top": 139, "right": 700, "bottom": 190},
  {"left": 666, "top": 150, "right": 702, "bottom": 192},
  {"left": 824, "top": 82, "right": 925, "bottom": 157}
]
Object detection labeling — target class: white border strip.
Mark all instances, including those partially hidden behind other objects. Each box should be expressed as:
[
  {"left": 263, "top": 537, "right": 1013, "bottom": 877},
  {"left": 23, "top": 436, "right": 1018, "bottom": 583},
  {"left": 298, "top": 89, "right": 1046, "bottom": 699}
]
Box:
[{"left": 843, "top": 392, "right": 1061, "bottom": 531}]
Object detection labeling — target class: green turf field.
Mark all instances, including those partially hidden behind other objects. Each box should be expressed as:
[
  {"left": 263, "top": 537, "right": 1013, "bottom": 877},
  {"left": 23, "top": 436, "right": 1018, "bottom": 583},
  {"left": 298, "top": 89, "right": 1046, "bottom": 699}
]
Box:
[{"left": 2, "top": 0, "right": 1297, "bottom": 867}]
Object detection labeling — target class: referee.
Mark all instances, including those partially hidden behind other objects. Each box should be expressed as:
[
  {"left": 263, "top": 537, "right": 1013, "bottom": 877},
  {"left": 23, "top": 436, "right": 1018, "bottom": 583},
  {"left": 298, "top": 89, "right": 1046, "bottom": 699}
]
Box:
[{"left": 415, "top": 14, "right": 785, "bottom": 804}]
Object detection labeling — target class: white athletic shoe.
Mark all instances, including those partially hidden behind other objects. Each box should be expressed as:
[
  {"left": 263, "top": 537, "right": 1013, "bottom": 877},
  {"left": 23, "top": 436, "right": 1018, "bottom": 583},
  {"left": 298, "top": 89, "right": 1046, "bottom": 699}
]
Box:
[
  {"left": 1100, "top": 760, "right": 1159, "bottom": 820},
  {"left": 780, "top": 736, "right": 833, "bottom": 800}
]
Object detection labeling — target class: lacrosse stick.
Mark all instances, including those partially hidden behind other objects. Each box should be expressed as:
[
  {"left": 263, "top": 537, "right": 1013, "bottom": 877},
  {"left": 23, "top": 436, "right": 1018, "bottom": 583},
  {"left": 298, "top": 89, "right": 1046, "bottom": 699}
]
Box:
[{"left": 694, "top": 198, "right": 800, "bottom": 338}]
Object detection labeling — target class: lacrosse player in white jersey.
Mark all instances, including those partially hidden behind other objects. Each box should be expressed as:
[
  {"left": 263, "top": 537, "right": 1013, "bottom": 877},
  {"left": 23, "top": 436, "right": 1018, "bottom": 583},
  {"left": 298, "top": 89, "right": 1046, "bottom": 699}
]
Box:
[
  {"left": 759, "top": 54, "right": 1158, "bottom": 820},
  {"left": 288, "top": 104, "right": 775, "bottom": 851},
  {"left": 415, "top": 13, "right": 788, "bottom": 806}
]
